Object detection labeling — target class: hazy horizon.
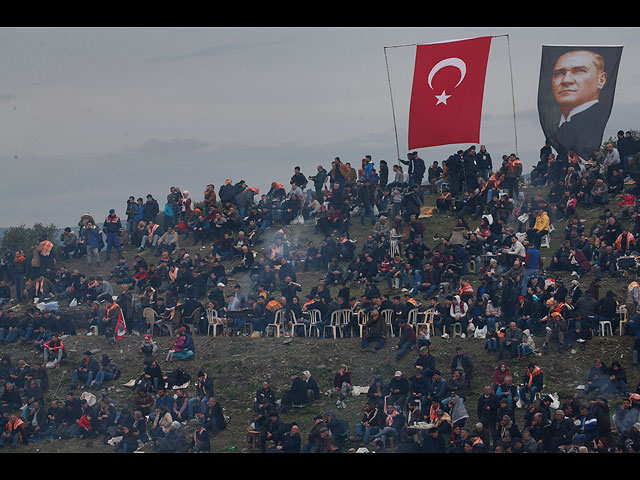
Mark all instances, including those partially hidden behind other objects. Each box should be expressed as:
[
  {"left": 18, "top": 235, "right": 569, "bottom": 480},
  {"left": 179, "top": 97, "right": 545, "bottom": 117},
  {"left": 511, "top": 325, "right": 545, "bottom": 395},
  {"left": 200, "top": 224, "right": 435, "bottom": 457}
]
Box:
[{"left": 1, "top": 27, "right": 639, "bottom": 228}]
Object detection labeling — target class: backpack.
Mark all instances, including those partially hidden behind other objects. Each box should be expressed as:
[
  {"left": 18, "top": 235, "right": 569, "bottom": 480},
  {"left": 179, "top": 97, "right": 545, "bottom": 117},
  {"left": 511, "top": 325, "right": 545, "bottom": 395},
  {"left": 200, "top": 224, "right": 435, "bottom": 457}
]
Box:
[
  {"left": 166, "top": 369, "right": 191, "bottom": 389},
  {"left": 164, "top": 203, "right": 174, "bottom": 217}
]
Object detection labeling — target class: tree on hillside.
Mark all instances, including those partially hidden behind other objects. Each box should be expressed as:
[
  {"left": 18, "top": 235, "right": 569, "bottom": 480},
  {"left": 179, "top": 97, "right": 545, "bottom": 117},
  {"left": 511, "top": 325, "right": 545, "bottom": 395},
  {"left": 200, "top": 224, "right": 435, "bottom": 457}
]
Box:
[{"left": 1, "top": 223, "right": 59, "bottom": 253}]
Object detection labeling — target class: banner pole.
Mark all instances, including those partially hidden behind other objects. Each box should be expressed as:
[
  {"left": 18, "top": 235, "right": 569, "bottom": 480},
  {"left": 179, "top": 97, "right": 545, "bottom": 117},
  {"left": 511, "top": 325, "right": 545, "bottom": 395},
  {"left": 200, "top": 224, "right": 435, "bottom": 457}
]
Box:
[
  {"left": 505, "top": 34, "right": 519, "bottom": 156},
  {"left": 488, "top": 34, "right": 518, "bottom": 156},
  {"left": 384, "top": 46, "right": 401, "bottom": 165}
]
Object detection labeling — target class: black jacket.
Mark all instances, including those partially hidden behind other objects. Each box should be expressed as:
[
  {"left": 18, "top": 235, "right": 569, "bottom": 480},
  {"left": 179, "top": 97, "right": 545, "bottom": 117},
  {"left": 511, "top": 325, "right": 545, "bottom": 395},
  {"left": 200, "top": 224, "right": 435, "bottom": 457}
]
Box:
[
  {"left": 450, "top": 353, "right": 474, "bottom": 381},
  {"left": 421, "top": 432, "right": 446, "bottom": 453},
  {"left": 279, "top": 431, "right": 301, "bottom": 453},
  {"left": 288, "top": 377, "right": 309, "bottom": 404},
  {"left": 196, "top": 374, "right": 214, "bottom": 398},
  {"left": 204, "top": 401, "right": 225, "bottom": 430},
  {"left": 477, "top": 392, "right": 500, "bottom": 423},
  {"left": 143, "top": 199, "right": 159, "bottom": 222}
]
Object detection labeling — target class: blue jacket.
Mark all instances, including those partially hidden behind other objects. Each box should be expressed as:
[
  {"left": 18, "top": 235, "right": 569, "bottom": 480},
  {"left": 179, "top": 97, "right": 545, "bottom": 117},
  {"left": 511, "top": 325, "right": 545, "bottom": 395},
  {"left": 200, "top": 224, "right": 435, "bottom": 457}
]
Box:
[
  {"left": 364, "top": 161, "right": 374, "bottom": 180},
  {"left": 84, "top": 226, "right": 102, "bottom": 249},
  {"left": 495, "top": 383, "right": 520, "bottom": 409},
  {"left": 155, "top": 394, "right": 174, "bottom": 411},
  {"left": 524, "top": 248, "right": 542, "bottom": 270},
  {"left": 409, "top": 374, "right": 430, "bottom": 397},
  {"left": 133, "top": 204, "right": 145, "bottom": 222},
  {"left": 77, "top": 356, "right": 99, "bottom": 374},
  {"left": 577, "top": 413, "right": 598, "bottom": 438}
]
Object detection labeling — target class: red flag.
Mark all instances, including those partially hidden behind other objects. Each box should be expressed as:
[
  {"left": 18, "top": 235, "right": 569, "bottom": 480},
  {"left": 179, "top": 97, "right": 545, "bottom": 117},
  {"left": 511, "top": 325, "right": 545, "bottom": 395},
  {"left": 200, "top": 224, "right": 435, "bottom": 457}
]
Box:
[
  {"left": 408, "top": 36, "right": 492, "bottom": 149},
  {"left": 113, "top": 303, "right": 127, "bottom": 342}
]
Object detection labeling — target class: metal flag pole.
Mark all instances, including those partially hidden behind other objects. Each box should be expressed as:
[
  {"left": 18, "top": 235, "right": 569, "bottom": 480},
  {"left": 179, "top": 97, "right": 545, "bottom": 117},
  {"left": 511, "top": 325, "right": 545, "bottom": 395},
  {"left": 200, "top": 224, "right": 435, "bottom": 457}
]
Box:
[
  {"left": 497, "top": 33, "right": 519, "bottom": 156},
  {"left": 384, "top": 34, "right": 519, "bottom": 158},
  {"left": 383, "top": 45, "right": 401, "bottom": 166}
]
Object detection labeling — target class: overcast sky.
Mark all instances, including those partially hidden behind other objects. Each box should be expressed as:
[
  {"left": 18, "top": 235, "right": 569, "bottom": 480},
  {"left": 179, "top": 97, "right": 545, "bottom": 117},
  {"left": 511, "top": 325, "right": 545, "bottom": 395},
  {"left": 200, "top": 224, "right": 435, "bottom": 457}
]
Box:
[{"left": 1, "top": 26, "right": 639, "bottom": 228}]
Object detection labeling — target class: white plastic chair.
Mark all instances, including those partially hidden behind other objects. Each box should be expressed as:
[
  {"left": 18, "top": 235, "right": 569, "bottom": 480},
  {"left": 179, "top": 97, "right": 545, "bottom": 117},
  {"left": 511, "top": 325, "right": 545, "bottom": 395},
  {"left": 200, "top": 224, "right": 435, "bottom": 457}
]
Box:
[
  {"left": 452, "top": 322, "right": 463, "bottom": 338},
  {"left": 417, "top": 308, "right": 435, "bottom": 337},
  {"left": 206, "top": 308, "right": 225, "bottom": 337},
  {"left": 540, "top": 234, "right": 550, "bottom": 248},
  {"left": 338, "top": 309, "right": 353, "bottom": 337},
  {"left": 306, "top": 309, "right": 322, "bottom": 338},
  {"left": 618, "top": 305, "right": 629, "bottom": 336},
  {"left": 324, "top": 310, "right": 343, "bottom": 339},
  {"left": 599, "top": 320, "right": 613, "bottom": 336},
  {"left": 290, "top": 310, "right": 308, "bottom": 337},
  {"left": 267, "top": 309, "right": 286, "bottom": 337},
  {"left": 407, "top": 308, "right": 419, "bottom": 328},
  {"left": 381, "top": 309, "right": 395, "bottom": 337},
  {"left": 357, "top": 309, "right": 370, "bottom": 338}
]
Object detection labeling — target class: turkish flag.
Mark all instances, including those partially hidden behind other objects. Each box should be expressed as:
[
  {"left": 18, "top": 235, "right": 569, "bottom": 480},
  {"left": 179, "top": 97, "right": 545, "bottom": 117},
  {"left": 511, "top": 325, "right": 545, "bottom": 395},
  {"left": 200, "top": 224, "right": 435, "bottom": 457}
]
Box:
[{"left": 408, "top": 36, "right": 492, "bottom": 150}]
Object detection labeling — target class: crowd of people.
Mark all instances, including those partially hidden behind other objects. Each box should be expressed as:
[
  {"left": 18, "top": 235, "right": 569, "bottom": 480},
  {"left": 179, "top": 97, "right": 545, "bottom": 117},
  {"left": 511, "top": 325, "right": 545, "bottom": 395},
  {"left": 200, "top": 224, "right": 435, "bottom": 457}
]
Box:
[{"left": 1, "top": 133, "right": 640, "bottom": 452}]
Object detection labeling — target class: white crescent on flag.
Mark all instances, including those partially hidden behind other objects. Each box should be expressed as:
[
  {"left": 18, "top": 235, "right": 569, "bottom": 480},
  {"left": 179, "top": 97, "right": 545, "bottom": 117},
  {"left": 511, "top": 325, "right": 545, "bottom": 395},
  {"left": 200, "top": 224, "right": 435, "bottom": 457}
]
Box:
[
  {"left": 427, "top": 57, "right": 467, "bottom": 90},
  {"left": 427, "top": 57, "right": 468, "bottom": 105}
]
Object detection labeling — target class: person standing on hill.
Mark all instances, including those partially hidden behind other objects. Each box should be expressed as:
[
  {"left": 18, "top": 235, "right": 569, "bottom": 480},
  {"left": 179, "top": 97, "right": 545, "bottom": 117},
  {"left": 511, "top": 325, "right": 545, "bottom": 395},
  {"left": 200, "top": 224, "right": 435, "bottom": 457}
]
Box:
[
  {"left": 84, "top": 221, "right": 102, "bottom": 269},
  {"left": 143, "top": 194, "right": 160, "bottom": 224},
  {"left": 358, "top": 180, "right": 376, "bottom": 226},
  {"left": 379, "top": 160, "right": 389, "bottom": 191},
  {"left": 103, "top": 209, "right": 123, "bottom": 262},
  {"left": 290, "top": 166, "right": 308, "bottom": 191},
  {"left": 309, "top": 165, "right": 328, "bottom": 201},
  {"left": 125, "top": 196, "right": 138, "bottom": 240}
]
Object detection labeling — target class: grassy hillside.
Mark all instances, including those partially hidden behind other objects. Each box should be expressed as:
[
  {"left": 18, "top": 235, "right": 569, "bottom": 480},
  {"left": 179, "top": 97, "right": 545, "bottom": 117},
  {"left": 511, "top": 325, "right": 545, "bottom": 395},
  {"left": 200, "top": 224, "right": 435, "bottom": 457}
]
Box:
[{"left": 3, "top": 183, "right": 638, "bottom": 453}]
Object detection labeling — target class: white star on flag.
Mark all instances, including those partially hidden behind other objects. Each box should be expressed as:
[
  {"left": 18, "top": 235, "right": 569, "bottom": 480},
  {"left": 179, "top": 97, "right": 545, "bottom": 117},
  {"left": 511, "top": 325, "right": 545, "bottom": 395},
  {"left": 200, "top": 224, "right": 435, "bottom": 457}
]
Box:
[{"left": 435, "top": 90, "right": 451, "bottom": 105}]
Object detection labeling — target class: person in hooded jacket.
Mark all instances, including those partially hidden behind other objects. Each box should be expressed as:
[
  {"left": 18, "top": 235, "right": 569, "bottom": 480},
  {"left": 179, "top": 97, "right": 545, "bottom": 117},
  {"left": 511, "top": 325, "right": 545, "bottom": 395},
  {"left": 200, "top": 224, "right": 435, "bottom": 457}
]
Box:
[{"left": 158, "top": 421, "right": 189, "bottom": 453}]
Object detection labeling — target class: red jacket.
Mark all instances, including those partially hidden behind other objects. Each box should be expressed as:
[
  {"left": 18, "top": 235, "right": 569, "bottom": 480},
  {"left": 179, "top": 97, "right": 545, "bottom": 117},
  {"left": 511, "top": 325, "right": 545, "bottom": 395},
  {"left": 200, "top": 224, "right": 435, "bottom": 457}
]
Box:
[
  {"left": 398, "top": 323, "right": 416, "bottom": 345},
  {"left": 77, "top": 414, "right": 92, "bottom": 431},
  {"left": 44, "top": 338, "right": 64, "bottom": 353},
  {"left": 571, "top": 250, "right": 591, "bottom": 272}
]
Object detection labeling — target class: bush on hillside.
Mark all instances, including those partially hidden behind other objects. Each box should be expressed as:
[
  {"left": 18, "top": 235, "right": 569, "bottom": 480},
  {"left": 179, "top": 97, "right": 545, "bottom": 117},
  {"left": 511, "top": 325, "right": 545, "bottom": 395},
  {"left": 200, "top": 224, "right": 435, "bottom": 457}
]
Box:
[{"left": 1, "top": 223, "right": 59, "bottom": 253}]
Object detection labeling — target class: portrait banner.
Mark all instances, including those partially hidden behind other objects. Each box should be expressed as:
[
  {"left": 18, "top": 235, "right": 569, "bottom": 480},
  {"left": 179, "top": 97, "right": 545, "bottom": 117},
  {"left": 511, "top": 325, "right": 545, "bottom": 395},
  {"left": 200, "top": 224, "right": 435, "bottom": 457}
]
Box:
[{"left": 537, "top": 45, "right": 623, "bottom": 161}]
